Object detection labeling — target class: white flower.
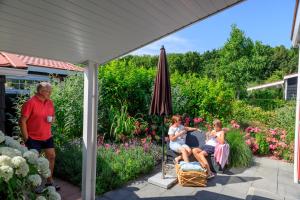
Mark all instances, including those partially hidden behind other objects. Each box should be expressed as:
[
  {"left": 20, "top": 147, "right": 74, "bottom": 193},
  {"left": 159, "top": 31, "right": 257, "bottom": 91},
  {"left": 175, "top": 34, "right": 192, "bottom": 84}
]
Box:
[
  {"left": 36, "top": 196, "right": 47, "bottom": 200},
  {"left": 11, "top": 156, "right": 26, "bottom": 168},
  {"left": 0, "top": 131, "right": 5, "bottom": 143},
  {"left": 0, "top": 147, "right": 22, "bottom": 158},
  {"left": 46, "top": 186, "right": 61, "bottom": 200},
  {"left": 0, "top": 155, "right": 12, "bottom": 167},
  {"left": 15, "top": 162, "right": 29, "bottom": 177},
  {"left": 0, "top": 165, "right": 14, "bottom": 182},
  {"left": 23, "top": 150, "right": 39, "bottom": 164},
  {"left": 36, "top": 157, "right": 51, "bottom": 178},
  {"left": 4, "top": 136, "right": 27, "bottom": 153},
  {"left": 11, "top": 156, "right": 29, "bottom": 177},
  {"left": 28, "top": 174, "right": 42, "bottom": 187}
]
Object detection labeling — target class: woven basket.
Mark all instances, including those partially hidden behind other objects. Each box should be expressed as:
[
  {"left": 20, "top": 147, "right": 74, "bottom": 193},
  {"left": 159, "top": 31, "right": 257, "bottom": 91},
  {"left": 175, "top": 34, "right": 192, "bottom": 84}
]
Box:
[{"left": 175, "top": 164, "right": 207, "bottom": 187}]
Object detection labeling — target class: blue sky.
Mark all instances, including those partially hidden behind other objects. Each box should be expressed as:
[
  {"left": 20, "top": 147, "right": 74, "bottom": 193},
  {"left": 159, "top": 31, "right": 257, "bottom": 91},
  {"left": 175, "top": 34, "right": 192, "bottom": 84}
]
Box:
[{"left": 131, "top": 0, "right": 295, "bottom": 55}]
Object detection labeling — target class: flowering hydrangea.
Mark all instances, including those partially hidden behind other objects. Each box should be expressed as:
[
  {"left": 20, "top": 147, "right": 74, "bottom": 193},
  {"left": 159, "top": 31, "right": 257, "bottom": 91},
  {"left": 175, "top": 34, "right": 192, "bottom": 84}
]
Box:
[
  {"left": 46, "top": 186, "right": 61, "bottom": 200},
  {"left": 0, "top": 165, "right": 14, "bottom": 182},
  {"left": 36, "top": 157, "right": 51, "bottom": 178},
  {"left": 23, "top": 149, "right": 39, "bottom": 164},
  {"left": 11, "top": 156, "right": 29, "bottom": 177},
  {"left": 4, "top": 136, "right": 28, "bottom": 153},
  {"left": 0, "top": 146, "right": 22, "bottom": 158},
  {"left": 0, "top": 155, "right": 12, "bottom": 167},
  {"left": 36, "top": 196, "right": 47, "bottom": 200},
  {"left": 27, "top": 174, "right": 42, "bottom": 187},
  {"left": 0, "top": 131, "right": 5, "bottom": 143},
  {"left": 11, "top": 156, "right": 26, "bottom": 168}
]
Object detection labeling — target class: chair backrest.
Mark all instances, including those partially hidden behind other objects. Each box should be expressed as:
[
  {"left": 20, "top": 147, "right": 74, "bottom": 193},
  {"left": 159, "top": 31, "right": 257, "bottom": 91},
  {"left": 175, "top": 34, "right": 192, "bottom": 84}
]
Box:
[{"left": 185, "top": 130, "right": 206, "bottom": 148}]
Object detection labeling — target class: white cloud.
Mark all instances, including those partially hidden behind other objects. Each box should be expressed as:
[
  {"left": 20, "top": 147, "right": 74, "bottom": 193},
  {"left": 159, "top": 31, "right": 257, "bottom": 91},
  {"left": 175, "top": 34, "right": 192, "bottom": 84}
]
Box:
[{"left": 130, "top": 35, "right": 193, "bottom": 55}]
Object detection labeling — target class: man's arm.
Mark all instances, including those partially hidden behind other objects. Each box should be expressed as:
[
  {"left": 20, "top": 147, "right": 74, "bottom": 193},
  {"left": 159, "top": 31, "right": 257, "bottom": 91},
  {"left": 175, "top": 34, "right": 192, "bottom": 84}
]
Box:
[{"left": 19, "top": 116, "right": 29, "bottom": 142}]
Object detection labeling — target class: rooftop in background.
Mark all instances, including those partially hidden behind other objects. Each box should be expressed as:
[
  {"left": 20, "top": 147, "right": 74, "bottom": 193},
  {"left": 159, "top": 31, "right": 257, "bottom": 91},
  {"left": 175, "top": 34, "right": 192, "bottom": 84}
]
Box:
[{"left": 0, "top": 51, "right": 83, "bottom": 72}]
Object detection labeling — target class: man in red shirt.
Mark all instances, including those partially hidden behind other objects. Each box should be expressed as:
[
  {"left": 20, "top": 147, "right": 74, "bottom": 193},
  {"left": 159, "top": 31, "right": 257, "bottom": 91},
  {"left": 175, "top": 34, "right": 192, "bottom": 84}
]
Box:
[{"left": 20, "top": 82, "right": 60, "bottom": 191}]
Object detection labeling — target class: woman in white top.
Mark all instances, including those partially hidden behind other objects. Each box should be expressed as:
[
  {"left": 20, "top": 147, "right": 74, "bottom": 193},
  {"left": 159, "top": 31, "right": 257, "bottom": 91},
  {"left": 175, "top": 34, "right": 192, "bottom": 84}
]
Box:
[
  {"left": 192, "top": 119, "right": 225, "bottom": 179},
  {"left": 168, "top": 115, "right": 198, "bottom": 164}
]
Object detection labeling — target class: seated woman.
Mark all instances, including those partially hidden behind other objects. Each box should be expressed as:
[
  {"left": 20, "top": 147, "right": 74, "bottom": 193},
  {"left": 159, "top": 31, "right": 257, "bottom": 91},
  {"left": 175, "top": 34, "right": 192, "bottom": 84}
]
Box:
[
  {"left": 168, "top": 115, "right": 198, "bottom": 164},
  {"left": 192, "top": 119, "right": 225, "bottom": 179}
]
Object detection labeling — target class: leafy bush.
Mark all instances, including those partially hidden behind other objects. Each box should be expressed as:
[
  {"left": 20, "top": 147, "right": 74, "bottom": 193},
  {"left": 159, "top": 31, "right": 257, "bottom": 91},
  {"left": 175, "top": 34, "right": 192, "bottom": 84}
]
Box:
[
  {"left": 226, "top": 129, "right": 252, "bottom": 167},
  {"left": 54, "top": 137, "right": 160, "bottom": 195},
  {"left": 109, "top": 105, "right": 136, "bottom": 142},
  {"left": 231, "top": 100, "right": 273, "bottom": 126},
  {"left": 51, "top": 74, "right": 84, "bottom": 138},
  {"left": 255, "top": 133, "right": 269, "bottom": 155},
  {"left": 268, "top": 101, "right": 295, "bottom": 142},
  {"left": 171, "top": 73, "right": 235, "bottom": 122},
  {"left": 98, "top": 60, "right": 155, "bottom": 133}
]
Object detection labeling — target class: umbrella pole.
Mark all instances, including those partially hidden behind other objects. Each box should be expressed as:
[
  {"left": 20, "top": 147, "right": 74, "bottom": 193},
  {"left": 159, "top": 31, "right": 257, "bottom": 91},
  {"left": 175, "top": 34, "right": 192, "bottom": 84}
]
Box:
[{"left": 161, "top": 116, "right": 165, "bottom": 179}]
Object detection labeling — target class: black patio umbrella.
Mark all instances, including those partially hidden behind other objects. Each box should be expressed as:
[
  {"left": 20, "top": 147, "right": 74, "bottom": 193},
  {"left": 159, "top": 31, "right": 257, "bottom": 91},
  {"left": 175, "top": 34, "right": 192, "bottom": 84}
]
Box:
[{"left": 149, "top": 46, "right": 172, "bottom": 178}]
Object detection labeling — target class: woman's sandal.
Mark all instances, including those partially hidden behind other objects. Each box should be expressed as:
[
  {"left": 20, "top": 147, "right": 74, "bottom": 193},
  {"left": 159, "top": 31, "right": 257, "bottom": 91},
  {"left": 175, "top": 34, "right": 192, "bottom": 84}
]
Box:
[{"left": 207, "top": 173, "right": 215, "bottom": 179}]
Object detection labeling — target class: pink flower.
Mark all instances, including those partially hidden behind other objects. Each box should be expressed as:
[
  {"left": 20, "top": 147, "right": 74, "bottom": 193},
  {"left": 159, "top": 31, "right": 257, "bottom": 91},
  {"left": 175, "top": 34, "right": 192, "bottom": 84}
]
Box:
[
  {"left": 269, "top": 129, "right": 277, "bottom": 135},
  {"left": 141, "top": 138, "right": 147, "bottom": 144},
  {"left": 151, "top": 130, "right": 156, "bottom": 136},
  {"left": 246, "top": 139, "right": 251, "bottom": 146},
  {"left": 105, "top": 143, "right": 111, "bottom": 149},
  {"left": 280, "top": 134, "right": 286, "bottom": 140},
  {"left": 253, "top": 127, "right": 260, "bottom": 133}
]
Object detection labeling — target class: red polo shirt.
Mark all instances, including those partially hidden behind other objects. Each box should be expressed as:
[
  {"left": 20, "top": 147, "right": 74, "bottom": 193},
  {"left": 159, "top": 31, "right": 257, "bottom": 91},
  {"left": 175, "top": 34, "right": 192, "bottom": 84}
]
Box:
[{"left": 21, "top": 95, "right": 55, "bottom": 140}]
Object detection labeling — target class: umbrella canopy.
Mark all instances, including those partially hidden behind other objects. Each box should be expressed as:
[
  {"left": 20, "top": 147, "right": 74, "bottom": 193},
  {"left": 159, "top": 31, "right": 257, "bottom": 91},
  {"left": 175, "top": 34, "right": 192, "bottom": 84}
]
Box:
[
  {"left": 149, "top": 46, "right": 172, "bottom": 179},
  {"left": 149, "top": 46, "right": 172, "bottom": 116}
]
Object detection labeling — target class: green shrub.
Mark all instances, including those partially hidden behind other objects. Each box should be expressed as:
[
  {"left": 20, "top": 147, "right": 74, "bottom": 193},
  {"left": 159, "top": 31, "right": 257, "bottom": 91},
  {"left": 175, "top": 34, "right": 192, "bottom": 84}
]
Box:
[
  {"left": 109, "top": 105, "right": 136, "bottom": 142},
  {"left": 268, "top": 101, "right": 296, "bottom": 142},
  {"left": 171, "top": 73, "right": 235, "bottom": 122},
  {"left": 226, "top": 129, "right": 252, "bottom": 167},
  {"left": 54, "top": 137, "right": 160, "bottom": 195},
  {"left": 51, "top": 74, "right": 84, "bottom": 138},
  {"left": 98, "top": 60, "right": 155, "bottom": 133},
  {"left": 231, "top": 100, "right": 273, "bottom": 126},
  {"left": 255, "top": 133, "right": 269, "bottom": 155}
]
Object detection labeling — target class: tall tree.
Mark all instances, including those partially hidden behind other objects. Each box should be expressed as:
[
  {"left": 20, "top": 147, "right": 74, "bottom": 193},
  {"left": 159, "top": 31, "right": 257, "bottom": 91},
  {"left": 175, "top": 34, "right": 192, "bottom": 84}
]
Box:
[{"left": 218, "top": 25, "right": 254, "bottom": 98}]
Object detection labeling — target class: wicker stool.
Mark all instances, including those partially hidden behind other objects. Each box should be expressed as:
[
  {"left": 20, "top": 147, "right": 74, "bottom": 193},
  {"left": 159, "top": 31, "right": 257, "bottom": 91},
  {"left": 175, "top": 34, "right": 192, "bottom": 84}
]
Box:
[{"left": 175, "top": 164, "right": 207, "bottom": 187}]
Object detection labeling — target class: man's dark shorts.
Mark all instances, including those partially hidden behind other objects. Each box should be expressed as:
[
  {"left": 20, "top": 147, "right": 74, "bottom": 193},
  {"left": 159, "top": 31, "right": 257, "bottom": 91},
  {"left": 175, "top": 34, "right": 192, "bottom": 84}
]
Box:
[{"left": 25, "top": 137, "right": 54, "bottom": 152}]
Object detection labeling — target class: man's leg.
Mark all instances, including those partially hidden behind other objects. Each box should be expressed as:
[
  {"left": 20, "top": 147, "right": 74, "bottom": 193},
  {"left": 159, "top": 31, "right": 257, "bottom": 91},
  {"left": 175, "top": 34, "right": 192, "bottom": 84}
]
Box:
[{"left": 44, "top": 148, "right": 56, "bottom": 183}]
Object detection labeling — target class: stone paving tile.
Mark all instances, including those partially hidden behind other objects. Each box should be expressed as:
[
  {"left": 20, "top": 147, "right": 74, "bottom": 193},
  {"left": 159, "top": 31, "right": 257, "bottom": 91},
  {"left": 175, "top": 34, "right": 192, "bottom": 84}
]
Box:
[
  {"left": 104, "top": 188, "right": 137, "bottom": 200},
  {"left": 134, "top": 182, "right": 168, "bottom": 198},
  {"left": 246, "top": 187, "right": 284, "bottom": 200},
  {"left": 221, "top": 187, "right": 248, "bottom": 199},
  {"left": 160, "top": 184, "right": 197, "bottom": 197}
]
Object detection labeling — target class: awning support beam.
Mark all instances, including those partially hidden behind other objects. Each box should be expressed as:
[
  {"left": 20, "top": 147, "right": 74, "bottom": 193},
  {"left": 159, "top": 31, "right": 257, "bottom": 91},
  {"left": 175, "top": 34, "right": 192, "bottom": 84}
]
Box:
[
  {"left": 294, "top": 47, "right": 300, "bottom": 183},
  {"left": 82, "top": 60, "right": 98, "bottom": 199}
]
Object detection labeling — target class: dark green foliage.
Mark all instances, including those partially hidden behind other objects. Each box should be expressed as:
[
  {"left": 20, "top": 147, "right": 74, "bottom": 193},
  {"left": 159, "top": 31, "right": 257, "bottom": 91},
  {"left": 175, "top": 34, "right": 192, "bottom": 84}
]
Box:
[
  {"left": 171, "top": 73, "right": 235, "bottom": 122},
  {"left": 226, "top": 129, "right": 253, "bottom": 167},
  {"left": 51, "top": 74, "right": 84, "bottom": 138}
]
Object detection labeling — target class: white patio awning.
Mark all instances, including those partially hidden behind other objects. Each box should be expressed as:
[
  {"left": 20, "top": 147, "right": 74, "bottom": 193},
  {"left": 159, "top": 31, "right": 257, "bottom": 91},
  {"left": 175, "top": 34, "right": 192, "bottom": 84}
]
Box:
[{"left": 0, "top": 0, "right": 242, "bottom": 64}]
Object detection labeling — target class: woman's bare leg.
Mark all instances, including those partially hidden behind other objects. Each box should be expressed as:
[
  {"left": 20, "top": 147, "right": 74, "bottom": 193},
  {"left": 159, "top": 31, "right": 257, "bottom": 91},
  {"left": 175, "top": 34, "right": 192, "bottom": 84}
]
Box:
[{"left": 181, "top": 148, "right": 189, "bottom": 162}]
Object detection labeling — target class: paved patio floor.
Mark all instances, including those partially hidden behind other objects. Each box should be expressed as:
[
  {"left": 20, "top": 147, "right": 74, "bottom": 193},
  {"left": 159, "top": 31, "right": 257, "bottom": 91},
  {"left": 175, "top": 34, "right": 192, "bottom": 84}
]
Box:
[{"left": 95, "top": 157, "right": 300, "bottom": 200}]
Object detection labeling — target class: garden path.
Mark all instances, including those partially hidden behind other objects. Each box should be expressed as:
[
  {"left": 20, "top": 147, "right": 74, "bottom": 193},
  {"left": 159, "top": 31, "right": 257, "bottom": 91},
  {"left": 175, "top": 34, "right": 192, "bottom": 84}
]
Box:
[{"left": 55, "top": 178, "right": 81, "bottom": 200}]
